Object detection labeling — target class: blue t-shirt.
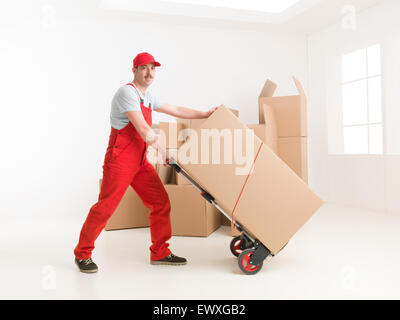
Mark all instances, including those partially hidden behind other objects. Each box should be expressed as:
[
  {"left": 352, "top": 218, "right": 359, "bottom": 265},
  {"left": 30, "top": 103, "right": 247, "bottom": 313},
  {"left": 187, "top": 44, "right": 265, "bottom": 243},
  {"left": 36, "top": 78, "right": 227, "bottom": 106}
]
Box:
[{"left": 110, "top": 84, "right": 163, "bottom": 130}]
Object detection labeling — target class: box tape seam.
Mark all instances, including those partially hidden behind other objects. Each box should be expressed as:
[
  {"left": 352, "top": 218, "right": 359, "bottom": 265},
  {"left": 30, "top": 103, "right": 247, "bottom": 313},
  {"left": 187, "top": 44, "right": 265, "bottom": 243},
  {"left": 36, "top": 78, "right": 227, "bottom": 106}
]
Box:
[{"left": 230, "top": 141, "right": 264, "bottom": 231}]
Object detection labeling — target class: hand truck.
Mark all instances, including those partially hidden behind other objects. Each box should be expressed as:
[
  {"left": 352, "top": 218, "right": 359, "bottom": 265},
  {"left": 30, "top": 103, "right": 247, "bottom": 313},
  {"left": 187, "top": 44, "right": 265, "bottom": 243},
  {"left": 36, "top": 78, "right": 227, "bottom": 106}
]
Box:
[{"left": 168, "top": 158, "right": 273, "bottom": 275}]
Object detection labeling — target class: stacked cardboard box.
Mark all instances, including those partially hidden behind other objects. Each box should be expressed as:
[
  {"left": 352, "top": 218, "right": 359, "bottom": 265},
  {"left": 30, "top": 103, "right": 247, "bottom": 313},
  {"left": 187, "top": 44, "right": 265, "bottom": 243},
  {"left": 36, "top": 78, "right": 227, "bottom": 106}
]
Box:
[
  {"left": 165, "top": 184, "right": 221, "bottom": 237},
  {"left": 175, "top": 106, "right": 323, "bottom": 255},
  {"left": 257, "top": 77, "right": 308, "bottom": 183},
  {"left": 156, "top": 108, "right": 239, "bottom": 236}
]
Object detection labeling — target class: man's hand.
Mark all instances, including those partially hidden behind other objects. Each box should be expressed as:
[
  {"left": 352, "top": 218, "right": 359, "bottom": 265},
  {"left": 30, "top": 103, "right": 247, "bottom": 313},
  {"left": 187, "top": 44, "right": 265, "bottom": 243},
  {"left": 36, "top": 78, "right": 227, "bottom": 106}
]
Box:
[
  {"left": 205, "top": 106, "right": 218, "bottom": 118},
  {"left": 158, "top": 146, "right": 170, "bottom": 166}
]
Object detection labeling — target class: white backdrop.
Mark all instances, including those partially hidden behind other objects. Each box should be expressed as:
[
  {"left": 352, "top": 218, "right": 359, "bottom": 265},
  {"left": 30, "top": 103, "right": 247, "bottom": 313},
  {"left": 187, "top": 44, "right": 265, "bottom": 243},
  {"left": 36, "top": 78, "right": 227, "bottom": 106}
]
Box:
[
  {"left": 307, "top": 0, "right": 400, "bottom": 214},
  {"left": 0, "top": 0, "right": 308, "bottom": 221}
]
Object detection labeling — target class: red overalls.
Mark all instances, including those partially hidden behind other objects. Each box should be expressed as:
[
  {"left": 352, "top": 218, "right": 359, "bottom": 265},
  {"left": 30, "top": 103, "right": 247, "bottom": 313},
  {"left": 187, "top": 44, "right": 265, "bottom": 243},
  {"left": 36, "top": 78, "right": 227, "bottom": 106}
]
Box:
[{"left": 74, "top": 83, "right": 172, "bottom": 261}]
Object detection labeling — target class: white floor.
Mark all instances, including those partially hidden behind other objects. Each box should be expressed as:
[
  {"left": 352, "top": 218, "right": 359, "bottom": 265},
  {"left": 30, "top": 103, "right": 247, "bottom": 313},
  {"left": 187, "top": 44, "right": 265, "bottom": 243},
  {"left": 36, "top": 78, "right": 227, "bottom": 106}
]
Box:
[{"left": 1, "top": 203, "right": 400, "bottom": 300}]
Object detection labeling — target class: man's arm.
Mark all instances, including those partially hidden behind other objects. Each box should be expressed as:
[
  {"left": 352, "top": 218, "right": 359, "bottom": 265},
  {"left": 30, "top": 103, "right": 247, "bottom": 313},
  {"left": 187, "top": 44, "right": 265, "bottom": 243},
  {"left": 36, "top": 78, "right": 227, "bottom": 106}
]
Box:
[
  {"left": 156, "top": 104, "right": 217, "bottom": 119},
  {"left": 125, "top": 111, "right": 168, "bottom": 162}
]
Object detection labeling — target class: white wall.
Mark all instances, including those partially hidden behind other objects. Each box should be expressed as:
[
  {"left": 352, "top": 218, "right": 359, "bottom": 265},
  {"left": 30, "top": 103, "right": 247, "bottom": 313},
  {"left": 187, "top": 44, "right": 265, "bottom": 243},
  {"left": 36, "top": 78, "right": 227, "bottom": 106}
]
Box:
[
  {"left": 0, "top": 0, "right": 308, "bottom": 220},
  {"left": 307, "top": 0, "right": 400, "bottom": 214}
]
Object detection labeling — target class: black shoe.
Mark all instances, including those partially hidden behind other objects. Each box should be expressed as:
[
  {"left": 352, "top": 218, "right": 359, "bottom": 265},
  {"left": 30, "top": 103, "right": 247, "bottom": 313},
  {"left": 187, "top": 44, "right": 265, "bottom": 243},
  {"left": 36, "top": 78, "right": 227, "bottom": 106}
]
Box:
[
  {"left": 151, "top": 253, "right": 187, "bottom": 266},
  {"left": 75, "top": 258, "right": 98, "bottom": 273}
]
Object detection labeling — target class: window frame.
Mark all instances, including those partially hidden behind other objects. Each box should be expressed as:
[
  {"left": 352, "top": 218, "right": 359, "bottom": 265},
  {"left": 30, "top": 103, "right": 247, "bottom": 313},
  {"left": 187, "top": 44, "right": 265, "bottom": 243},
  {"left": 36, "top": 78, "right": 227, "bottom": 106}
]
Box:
[{"left": 341, "top": 44, "right": 384, "bottom": 155}]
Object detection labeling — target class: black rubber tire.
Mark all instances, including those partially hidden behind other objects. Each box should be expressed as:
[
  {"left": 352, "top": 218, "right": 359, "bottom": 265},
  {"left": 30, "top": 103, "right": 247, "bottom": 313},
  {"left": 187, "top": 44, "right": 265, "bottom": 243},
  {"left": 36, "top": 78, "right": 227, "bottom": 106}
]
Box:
[
  {"left": 238, "top": 249, "right": 263, "bottom": 275},
  {"left": 230, "top": 236, "right": 243, "bottom": 257}
]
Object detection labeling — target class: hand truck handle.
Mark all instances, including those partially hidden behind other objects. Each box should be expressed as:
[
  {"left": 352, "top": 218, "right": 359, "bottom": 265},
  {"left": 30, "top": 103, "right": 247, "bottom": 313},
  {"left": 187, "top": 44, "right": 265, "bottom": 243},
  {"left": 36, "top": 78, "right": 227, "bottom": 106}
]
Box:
[{"left": 166, "top": 157, "right": 181, "bottom": 173}]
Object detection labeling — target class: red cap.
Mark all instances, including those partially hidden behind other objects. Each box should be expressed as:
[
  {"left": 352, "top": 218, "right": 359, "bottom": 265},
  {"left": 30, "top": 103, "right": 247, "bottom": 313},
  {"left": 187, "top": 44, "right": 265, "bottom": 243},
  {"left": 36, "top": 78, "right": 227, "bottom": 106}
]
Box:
[{"left": 133, "top": 52, "right": 161, "bottom": 68}]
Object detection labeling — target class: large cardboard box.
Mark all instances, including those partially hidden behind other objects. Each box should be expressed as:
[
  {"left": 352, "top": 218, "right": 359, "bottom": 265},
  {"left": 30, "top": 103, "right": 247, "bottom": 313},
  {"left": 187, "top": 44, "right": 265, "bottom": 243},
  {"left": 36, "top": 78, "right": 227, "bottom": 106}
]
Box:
[
  {"left": 177, "top": 114, "right": 261, "bottom": 216},
  {"left": 165, "top": 184, "right": 221, "bottom": 237},
  {"left": 177, "top": 107, "right": 239, "bottom": 141},
  {"left": 257, "top": 77, "right": 308, "bottom": 184},
  {"left": 158, "top": 109, "right": 238, "bottom": 150},
  {"left": 259, "top": 77, "right": 307, "bottom": 138},
  {"left": 159, "top": 122, "right": 185, "bottom": 149},
  {"left": 102, "top": 179, "right": 150, "bottom": 231},
  {"left": 278, "top": 137, "right": 308, "bottom": 183},
  {"left": 176, "top": 105, "right": 323, "bottom": 255}
]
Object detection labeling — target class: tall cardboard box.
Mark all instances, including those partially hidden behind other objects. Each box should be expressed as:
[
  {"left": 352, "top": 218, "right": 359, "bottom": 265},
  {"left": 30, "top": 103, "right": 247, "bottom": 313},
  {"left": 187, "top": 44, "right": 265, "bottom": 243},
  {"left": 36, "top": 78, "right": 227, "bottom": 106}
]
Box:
[
  {"left": 258, "top": 77, "right": 309, "bottom": 183},
  {"left": 102, "top": 179, "right": 150, "bottom": 231},
  {"left": 258, "top": 79, "right": 278, "bottom": 124},
  {"left": 165, "top": 184, "right": 221, "bottom": 237},
  {"left": 259, "top": 77, "right": 307, "bottom": 138},
  {"left": 176, "top": 105, "right": 323, "bottom": 255},
  {"left": 278, "top": 137, "right": 308, "bottom": 183}
]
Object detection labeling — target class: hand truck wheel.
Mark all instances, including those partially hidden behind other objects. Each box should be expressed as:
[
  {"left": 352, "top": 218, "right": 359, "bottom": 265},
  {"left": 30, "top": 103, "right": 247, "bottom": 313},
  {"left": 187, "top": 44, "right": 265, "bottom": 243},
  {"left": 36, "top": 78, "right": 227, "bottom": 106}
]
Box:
[
  {"left": 230, "top": 236, "right": 244, "bottom": 257},
  {"left": 230, "top": 235, "right": 254, "bottom": 257},
  {"left": 238, "top": 249, "right": 263, "bottom": 275}
]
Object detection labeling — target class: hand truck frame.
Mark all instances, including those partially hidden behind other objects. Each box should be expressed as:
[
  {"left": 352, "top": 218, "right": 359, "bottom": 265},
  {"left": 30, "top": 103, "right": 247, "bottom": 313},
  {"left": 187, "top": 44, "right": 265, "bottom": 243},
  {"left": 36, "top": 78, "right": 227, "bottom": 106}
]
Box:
[{"left": 168, "top": 159, "right": 273, "bottom": 275}]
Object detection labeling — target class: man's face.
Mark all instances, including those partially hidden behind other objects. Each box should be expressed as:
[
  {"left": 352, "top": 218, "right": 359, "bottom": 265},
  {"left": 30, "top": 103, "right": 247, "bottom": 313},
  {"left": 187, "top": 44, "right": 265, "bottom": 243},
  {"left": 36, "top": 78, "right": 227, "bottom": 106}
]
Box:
[{"left": 133, "top": 63, "right": 156, "bottom": 86}]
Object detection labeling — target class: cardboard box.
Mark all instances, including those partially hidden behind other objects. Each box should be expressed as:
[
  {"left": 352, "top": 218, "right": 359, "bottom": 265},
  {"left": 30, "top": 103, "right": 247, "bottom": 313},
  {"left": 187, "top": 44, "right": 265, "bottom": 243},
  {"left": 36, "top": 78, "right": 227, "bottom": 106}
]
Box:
[
  {"left": 177, "top": 105, "right": 323, "bottom": 255},
  {"left": 177, "top": 111, "right": 261, "bottom": 216},
  {"left": 164, "top": 148, "right": 189, "bottom": 185},
  {"left": 177, "top": 107, "right": 239, "bottom": 142},
  {"left": 175, "top": 170, "right": 190, "bottom": 185},
  {"left": 259, "top": 77, "right": 307, "bottom": 138},
  {"left": 165, "top": 184, "right": 221, "bottom": 237},
  {"left": 102, "top": 179, "right": 150, "bottom": 231},
  {"left": 159, "top": 122, "right": 184, "bottom": 149},
  {"left": 278, "top": 137, "right": 308, "bottom": 183},
  {"left": 156, "top": 163, "right": 174, "bottom": 184},
  {"left": 258, "top": 79, "right": 278, "bottom": 124},
  {"left": 159, "top": 109, "right": 238, "bottom": 150},
  {"left": 247, "top": 122, "right": 278, "bottom": 155}
]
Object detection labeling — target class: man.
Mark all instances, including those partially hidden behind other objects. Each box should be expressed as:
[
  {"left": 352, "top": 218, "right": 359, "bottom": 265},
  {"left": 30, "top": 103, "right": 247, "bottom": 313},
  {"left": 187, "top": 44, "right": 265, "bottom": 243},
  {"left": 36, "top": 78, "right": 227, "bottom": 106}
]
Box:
[{"left": 74, "top": 52, "right": 217, "bottom": 273}]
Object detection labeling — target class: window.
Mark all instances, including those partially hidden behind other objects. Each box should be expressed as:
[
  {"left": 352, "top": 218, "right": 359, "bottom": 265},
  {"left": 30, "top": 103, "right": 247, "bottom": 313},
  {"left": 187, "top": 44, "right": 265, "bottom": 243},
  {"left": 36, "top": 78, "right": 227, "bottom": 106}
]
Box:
[{"left": 341, "top": 44, "right": 383, "bottom": 154}]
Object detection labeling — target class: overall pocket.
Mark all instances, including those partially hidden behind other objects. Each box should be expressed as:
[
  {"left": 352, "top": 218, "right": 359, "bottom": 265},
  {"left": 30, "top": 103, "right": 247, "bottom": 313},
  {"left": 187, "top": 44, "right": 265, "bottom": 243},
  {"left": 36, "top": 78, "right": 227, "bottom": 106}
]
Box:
[{"left": 110, "top": 130, "right": 133, "bottom": 162}]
